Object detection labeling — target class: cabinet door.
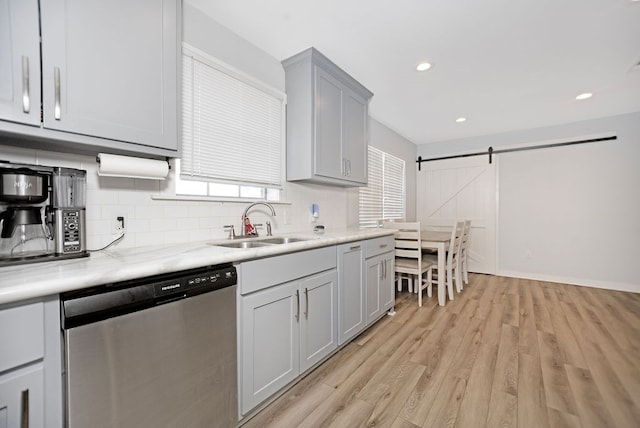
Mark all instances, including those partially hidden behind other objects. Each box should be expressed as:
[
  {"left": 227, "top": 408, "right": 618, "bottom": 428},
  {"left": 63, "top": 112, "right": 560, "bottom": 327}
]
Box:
[
  {"left": 240, "top": 282, "right": 299, "bottom": 415},
  {"left": 342, "top": 91, "right": 368, "bottom": 184},
  {"left": 0, "top": 0, "right": 40, "bottom": 125},
  {"left": 314, "top": 66, "right": 343, "bottom": 180},
  {"left": 380, "top": 253, "right": 395, "bottom": 312},
  {"left": 39, "top": 0, "right": 178, "bottom": 150},
  {"left": 0, "top": 365, "right": 44, "bottom": 428},
  {"left": 366, "top": 252, "right": 395, "bottom": 325},
  {"left": 299, "top": 269, "right": 337, "bottom": 373},
  {"left": 337, "top": 242, "right": 365, "bottom": 345},
  {"left": 366, "top": 255, "right": 383, "bottom": 324}
]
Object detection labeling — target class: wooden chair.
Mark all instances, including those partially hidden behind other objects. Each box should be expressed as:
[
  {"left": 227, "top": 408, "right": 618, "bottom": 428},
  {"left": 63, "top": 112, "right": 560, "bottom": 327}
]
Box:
[
  {"left": 423, "top": 221, "right": 464, "bottom": 300},
  {"left": 459, "top": 220, "right": 472, "bottom": 287},
  {"left": 383, "top": 222, "right": 434, "bottom": 307}
]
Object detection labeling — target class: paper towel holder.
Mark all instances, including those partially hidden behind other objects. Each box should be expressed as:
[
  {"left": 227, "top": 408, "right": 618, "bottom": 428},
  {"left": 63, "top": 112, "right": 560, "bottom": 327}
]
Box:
[{"left": 96, "top": 153, "right": 171, "bottom": 180}]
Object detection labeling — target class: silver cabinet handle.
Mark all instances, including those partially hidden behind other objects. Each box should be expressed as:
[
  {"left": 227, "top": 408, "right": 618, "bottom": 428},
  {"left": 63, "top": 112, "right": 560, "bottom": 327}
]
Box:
[
  {"left": 54, "top": 67, "right": 61, "bottom": 120},
  {"left": 380, "top": 244, "right": 388, "bottom": 249},
  {"left": 304, "top": 288, "right": 309, "bottom": 319},
  {"left": 21, "top": 389, "right": 29, "bottom": 428},
  {"left": 295, "top": 289, "right": 300, "bottom": 322},
  {"left": 347, "top": 159, "right": 351, "bottom": 177},
  {"left": 22, "top": 56, "right": 30, "bottom": 113},
  {"left": 350, "top": 245, "right": 361, "bottom": 251}
]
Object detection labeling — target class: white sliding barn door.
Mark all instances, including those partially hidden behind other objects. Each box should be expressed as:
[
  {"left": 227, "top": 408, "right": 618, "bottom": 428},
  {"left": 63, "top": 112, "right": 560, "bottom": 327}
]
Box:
[{"left": 416, "top": 156, "right": 496, "bottom": 274}]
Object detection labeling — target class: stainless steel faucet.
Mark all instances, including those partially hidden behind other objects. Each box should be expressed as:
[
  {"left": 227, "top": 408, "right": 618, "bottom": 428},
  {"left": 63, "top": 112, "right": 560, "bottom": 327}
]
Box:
[{"left": 241, "top": 202, "right": 276, "bottom": 237}]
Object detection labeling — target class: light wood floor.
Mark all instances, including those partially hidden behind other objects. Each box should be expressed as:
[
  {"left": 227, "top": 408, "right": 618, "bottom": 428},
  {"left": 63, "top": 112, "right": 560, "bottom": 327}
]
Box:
[{"left": 242, "top": 274, "right": 640, "bottom": 428}]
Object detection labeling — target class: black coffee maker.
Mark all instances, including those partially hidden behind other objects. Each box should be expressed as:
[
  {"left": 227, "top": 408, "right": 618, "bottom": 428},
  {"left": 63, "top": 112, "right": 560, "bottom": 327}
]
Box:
[{"left": 0, "top": 161, "right": 88, "bottom": 266}]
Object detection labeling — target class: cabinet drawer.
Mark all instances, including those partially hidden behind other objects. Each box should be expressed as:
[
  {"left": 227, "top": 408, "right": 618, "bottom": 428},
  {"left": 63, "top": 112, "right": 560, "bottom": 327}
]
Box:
[
  {"left": 366, "top": 235, "right": 394, "bottom": 259},
  {"left": 240, "top": 246, "right": 337, "bottom": 294},
  {"left": 0, "top": 302, "right": 44, "bottom": 372}
]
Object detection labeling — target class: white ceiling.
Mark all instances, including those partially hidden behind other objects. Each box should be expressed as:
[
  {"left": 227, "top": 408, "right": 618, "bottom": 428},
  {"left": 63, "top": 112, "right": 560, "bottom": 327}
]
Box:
[{"left": 186, "top": 0, "right": 640, "bottom": 145}]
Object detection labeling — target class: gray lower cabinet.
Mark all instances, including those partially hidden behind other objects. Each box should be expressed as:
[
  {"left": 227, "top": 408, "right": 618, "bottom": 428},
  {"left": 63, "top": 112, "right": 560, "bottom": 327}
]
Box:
[
  {"left": 337, "top": 241, "right": 366, "bottom": 345},
  {"left": 365, "top": 235, "right": 395, "bottom": 324},
  {"left": 0, "top": 0, "right": 179, "bottom": 157},
  {"left": 238, "top": 246, "right": 337, "bottom": 416},
  {"left": 0, "top": 297, "right": 62, "bottom": 428},
  {"left": 365, "top": 253, "right": 395, "bottom": 324}
]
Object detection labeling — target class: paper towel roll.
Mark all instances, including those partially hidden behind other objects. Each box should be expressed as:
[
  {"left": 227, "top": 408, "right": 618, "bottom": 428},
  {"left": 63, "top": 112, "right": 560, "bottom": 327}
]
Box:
[{"left": 97, "top": 153, "right": 169, "bottom": 180}]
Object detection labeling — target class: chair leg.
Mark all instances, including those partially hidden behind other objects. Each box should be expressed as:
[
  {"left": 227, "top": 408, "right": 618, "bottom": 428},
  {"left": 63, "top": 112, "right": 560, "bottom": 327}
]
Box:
[
  {"left": 427, "top": 269, "right": 433, "bottom": 298},
  {"left": 463, "top": 256, "right": 469, "bottom": 285},
  {"left": 446, "top": 266, "right": 455, "bottom": 301}
]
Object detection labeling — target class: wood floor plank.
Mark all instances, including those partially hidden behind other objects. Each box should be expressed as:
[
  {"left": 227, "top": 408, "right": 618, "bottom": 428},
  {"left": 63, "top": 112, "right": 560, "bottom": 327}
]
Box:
[
  {"left": 453, "top": 343, "right": 498, "bottom": 428},
  {"left": 518, "top": 352, "right": 550, "bottom": 428},
  {"left": 565, "top": 365, "right": 616, "bottom": 428},
  {"left": 485, "top": 391, "right": 517, "bottom": 428},
  {"left": 537, "top": 331, "right": 578, "bottom": 415},
  {"left": 518, "top": 282, "right": 539, "bottom": 357},
  {"left": 546, "top": 301, "right": 588, "bottom": 369},
  {"left": 561, "top": 301, "right": 640, "bottom": 428},
  {"left": 362, "top": 362, "right": 426, "bottom": 428},
  {"left": 492, "top": 323, "right": 519, "bottom": 396},
  {"left": 530, "top": 280, "right": 554, "bottom": 333},
  {"left": 241, "top": 274, "right": 640, "bottom": 428},
  {"left": 420, "top": 376, "right": 467, "bottom": 428}
]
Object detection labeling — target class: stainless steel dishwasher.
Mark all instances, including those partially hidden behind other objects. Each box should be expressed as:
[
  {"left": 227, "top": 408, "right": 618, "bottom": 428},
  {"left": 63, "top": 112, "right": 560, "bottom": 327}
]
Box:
[{"left": 60, "top": 264, "right": 238, "bottom": 428}]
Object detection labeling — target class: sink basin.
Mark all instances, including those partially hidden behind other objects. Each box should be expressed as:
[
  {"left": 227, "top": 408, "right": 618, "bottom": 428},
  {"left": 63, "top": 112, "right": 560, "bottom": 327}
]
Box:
[
  {"left": 209, "top": 236, "right": 313, "bottom": 248},
  {"left": 214, "top": 241, "right": 273, "bottom": 249},
  {"left": 258, "top": 237, "right": 310, "bottom": 244}
]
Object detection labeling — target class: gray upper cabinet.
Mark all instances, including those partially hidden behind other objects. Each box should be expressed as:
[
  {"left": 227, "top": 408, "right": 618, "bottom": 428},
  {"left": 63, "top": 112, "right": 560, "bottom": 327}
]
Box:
[
  {"left": 282, "top": 47, "right": 373, "bottom": 187},
  {"left": 0, "top": 0, "right": 179, "bottom": 157},
  {"left": 0, "top": 0, "right": 41, "bottom": 126}
]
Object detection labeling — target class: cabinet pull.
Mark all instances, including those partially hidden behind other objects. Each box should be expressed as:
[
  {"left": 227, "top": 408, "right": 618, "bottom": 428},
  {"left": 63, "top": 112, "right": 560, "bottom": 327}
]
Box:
[
  {"left": 21, "top": 389, "right": 29, "bottom": 428},
  {"left": 54, "top": 67, "right": 61, "bottom": 120},
  {"left": 304, "top": 288, "right": 309, "bottom": 319},
  {"left": 350, "top": 245, "right": 361, "bottom": 251},
  {"left": 295, "top": 290, "right": 300, "bottom": 322},
  {"left": 381, "top": 260, "right": 386, "bottom": 280},
  {"left": 380, "top": 244, "right": 388, "bottom": 249},
  {"left": 22, "top": 56, "right": 30, "bottom": 113},
  {"left": 346, "top": 159, "right": 351, "bottom": 177}
]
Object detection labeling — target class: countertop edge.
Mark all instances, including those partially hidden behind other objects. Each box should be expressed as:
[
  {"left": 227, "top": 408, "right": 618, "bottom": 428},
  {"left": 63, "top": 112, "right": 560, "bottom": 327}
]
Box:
[{"left": 0, "top": 229, "right": 394, "bottom": 306}]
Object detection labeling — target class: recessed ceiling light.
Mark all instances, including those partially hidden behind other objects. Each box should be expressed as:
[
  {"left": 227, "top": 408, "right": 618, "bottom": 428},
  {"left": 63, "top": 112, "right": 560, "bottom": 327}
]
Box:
[
  {"left": 456, "top": 117, "right": 467, "bottom": 123},
  {"left": 576, "top": 93, "right": 593, "bottom": 100},
  {"left": 416, "top": 62, "right": 432, "bottom": 71}
]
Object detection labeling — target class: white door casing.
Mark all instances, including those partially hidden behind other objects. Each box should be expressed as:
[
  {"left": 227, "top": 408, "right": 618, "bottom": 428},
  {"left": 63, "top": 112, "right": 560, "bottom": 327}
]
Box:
[{"left": 416, "top": 156, "right": 496, "bottom": 274}]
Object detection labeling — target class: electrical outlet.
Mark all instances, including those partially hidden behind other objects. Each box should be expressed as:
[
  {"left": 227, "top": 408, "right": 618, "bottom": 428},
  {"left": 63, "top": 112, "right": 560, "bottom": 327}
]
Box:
[{"left": 116, "top": 216, "right": 125, "bottom": 233}]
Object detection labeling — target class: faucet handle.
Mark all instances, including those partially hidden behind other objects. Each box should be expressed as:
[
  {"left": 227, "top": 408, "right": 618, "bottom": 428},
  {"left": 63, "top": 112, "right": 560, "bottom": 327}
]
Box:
[
  {"left": 266, "top": 220, "right": 272, "bottom": 237},
  {"left": 223, "top": 224, "right": 236, "bottom": 239}
]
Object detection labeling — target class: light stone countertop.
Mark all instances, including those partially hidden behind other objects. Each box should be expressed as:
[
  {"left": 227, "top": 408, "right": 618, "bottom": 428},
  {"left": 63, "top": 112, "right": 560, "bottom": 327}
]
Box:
[{"left": 0, "top": 228, "right": 394, "bottom": 306}]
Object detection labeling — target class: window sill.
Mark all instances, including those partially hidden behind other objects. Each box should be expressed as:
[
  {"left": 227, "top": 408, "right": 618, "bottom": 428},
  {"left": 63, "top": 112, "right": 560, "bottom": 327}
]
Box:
[{"left": 151, "top": 194, "right": 292, "bottom": 205}]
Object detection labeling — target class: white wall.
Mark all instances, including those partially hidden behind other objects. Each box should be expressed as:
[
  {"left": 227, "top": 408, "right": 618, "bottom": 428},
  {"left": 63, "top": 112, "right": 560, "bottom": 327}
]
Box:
[
  {"left": 0, "top": 5, "right": 416, "bottom": 250},
  {"left": 417, "top": 111, "right": 640, "bottom": 292}
]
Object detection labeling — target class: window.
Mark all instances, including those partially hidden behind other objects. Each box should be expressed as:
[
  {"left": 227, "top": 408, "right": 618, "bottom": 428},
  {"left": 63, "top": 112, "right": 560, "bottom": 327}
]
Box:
[
  {"left": 359, "top": 147, "right": 406, "bottom": 228},
  {"left": 179, "top": 44, "right": 285, "bottom": 200}
]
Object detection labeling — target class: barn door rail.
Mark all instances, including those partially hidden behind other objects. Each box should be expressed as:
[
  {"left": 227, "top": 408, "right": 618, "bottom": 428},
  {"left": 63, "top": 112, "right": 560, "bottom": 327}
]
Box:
[{"left": 416, "top": 135, "right": 617, "bottom": 170}]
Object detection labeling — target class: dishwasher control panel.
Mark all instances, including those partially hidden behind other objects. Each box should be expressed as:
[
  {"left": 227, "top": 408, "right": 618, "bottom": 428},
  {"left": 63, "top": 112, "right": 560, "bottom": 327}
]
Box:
[{"left": 153, "top": 265, "right": 237, "bottom": 298}]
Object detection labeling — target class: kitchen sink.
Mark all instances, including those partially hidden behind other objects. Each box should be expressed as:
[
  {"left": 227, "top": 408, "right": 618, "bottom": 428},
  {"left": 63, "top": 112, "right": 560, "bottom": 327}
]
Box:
[
  {"left": 258, "top": 237, "right": 309, "bottom": 244},
  {"left": 214, "top": 241, "right": 274, "bottom": 249},
  {"left": 209, "top": 236, "right": 314, "bottom": 249}
]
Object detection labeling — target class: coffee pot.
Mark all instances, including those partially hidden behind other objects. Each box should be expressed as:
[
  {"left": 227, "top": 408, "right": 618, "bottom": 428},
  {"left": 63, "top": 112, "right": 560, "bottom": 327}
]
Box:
[{"left": 0, "top": 207, "right": 51, "bottom": 258}]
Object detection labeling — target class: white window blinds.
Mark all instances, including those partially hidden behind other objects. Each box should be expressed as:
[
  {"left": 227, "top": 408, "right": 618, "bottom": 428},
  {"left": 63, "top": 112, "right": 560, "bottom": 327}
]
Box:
[
  {"left": 359, "top": 146, "right": 406, "bottom": 228},
  {"left": 181, "top": 45, "right": 285, "bottom": 188}
]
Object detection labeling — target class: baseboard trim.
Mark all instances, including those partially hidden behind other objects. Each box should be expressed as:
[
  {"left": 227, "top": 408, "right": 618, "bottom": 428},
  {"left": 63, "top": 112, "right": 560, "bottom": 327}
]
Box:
[{"left": 496, "top": 270, "right": 639, "bottom": 294}]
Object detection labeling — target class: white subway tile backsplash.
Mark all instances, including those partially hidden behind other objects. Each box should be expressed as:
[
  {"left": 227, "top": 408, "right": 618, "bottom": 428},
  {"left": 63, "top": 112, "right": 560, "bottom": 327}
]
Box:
[{"left": 1, "top": 145, "right": 352, "bottom": 251}]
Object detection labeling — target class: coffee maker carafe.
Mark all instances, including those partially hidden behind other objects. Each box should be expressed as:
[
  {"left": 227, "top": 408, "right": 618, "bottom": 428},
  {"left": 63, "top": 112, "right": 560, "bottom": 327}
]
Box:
[{"left": 0, "top": 161, "right": 88, "bottom": 266}]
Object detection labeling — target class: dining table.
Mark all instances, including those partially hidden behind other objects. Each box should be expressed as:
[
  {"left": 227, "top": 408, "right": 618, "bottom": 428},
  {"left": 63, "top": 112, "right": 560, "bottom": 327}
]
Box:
[{"left": 421, "top": 230, "right": 452, "bottom": 306}]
